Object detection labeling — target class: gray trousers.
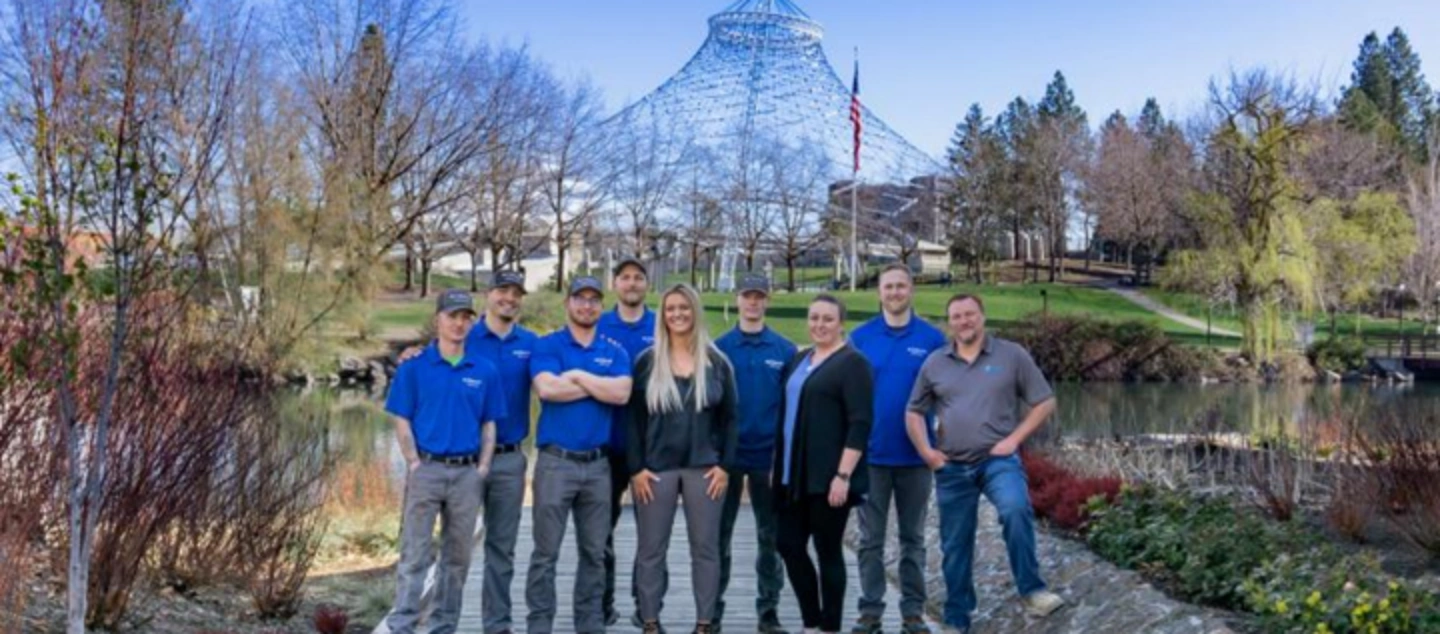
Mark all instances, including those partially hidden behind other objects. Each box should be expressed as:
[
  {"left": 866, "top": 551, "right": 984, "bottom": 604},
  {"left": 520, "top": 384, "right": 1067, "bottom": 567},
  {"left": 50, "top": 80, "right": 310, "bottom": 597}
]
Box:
[
  {"left": 480, "top": 451, "right": 527, "bottom": 634},
  {"left": 526, "top": 452, "right": 612, "bottom": 634},
  {"left": 716, "top": 466, "right": 784, "bottom": 623},
  {"left": 634, "top": 467, "right": 724, "bottom": 622},
  {"left": 387, "top": 461, "right": 484, "bottom": 634},
  {"left": 856, "top": 465, "right": 933, "bottom": 619}
]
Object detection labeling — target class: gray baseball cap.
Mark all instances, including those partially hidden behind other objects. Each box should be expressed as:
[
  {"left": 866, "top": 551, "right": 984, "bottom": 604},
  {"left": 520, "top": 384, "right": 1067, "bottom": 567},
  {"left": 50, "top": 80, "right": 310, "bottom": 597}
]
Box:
[
  {"left": 568, "top": 276, "right": 604, "bottom": 297},
  {"left": 737, "top": 274, "right": 771, "bottom": 295},
  {"left": 490, "top": 270, "right": 527, "bottom": 293},
  {"left": 435, "top": 289, "right": 476, "bottom": 315}
]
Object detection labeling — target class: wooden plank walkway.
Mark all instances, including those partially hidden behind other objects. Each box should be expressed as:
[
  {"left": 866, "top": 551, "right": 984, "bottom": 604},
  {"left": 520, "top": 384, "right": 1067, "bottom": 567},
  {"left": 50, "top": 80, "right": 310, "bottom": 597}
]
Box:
[{"left": 456, "top": 506, "right": 924, "bottom": 633}]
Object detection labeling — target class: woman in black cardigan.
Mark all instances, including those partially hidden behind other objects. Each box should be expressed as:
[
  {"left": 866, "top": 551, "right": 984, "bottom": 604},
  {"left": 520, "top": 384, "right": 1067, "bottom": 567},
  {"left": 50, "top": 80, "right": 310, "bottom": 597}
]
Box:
[{"left": 773, "top": 294, "right": 873, "bottom": 634}]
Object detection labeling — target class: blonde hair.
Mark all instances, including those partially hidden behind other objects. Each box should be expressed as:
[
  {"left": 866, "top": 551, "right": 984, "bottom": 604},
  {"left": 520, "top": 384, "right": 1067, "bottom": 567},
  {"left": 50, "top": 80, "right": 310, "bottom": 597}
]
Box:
[{"left": 647, "top": 284, "right": 719, "bottom": 414}]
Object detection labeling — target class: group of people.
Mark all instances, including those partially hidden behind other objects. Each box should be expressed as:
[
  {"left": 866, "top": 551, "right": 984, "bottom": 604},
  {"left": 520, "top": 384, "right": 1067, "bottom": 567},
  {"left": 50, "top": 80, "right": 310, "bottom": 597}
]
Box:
[{"left": 382, "top": 259, "right": 1065, "bottom": 634}]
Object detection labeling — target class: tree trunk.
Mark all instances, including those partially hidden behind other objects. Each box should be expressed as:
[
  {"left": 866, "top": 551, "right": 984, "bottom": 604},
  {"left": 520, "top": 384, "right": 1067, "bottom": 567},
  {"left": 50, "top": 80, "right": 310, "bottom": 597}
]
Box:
[
  {"left": 469, "top": 253, "right": 480, "bottom": 292},
  {"left": 689, "top": 243, "right": 699, "bottom": 287},
  {"left": 787, "top": 256, "right": 797, "bottom": 292},
  {"left": 554, "top": 218, "right": 567, "bottom": 293},
  {"left": 420, "top": 260, "right": 432, "bottom": 298},
  {"left": 403, "top": 249, "right": 415, "bottom": 291}
]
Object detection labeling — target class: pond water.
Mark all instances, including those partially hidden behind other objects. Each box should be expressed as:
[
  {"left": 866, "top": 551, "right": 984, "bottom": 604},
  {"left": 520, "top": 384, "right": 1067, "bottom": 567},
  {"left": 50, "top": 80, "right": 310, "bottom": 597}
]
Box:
[{"left": 288, "top": 381, "right": 1440, "bottom": 505}]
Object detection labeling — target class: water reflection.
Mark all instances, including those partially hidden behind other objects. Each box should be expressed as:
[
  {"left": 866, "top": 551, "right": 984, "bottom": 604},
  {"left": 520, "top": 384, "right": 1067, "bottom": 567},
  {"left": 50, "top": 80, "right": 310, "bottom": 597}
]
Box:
[{"left": 1048, "top": 382, "right": 1440, "bottom": 441}]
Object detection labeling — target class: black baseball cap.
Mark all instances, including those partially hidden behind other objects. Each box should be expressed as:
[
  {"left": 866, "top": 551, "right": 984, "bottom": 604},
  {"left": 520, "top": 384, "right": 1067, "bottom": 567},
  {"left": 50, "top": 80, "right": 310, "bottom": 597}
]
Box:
[
  {"left": 569, "top": 276, "right": 605, "bottom": 297},
  {"left": 737, "top": 274, "right": 771, "bottom": 295},
  {"left": 435, "top": 289, "right": 476, "bottom": 315},
  {"left": 612, "top": 257, "right": 648, "bottom": 277},
  {"left": 490, "top": 270, "right": 527, "bottom": 294}
]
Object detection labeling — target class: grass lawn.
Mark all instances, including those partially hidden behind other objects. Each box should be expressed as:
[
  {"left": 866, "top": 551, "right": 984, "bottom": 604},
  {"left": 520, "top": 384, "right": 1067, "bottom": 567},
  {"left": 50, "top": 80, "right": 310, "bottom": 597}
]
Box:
[
  {"left": 1139, "top": 288, "right": 1436, "bottom": 342},
  {"left": 372, "top": 282, "right": 1241, "bottom": 347}
]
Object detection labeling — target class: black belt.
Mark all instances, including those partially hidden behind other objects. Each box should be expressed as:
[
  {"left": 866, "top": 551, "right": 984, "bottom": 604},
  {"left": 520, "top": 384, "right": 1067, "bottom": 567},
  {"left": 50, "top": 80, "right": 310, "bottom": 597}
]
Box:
[
  {"left": 418, "top": 451, "right": 480, "bottom": 466},
  {"left": 541, "top": 445, "right": 607, "bottom": 463},
  {"left": 495, "top": 443, "right": 521, "bottom": 455}
]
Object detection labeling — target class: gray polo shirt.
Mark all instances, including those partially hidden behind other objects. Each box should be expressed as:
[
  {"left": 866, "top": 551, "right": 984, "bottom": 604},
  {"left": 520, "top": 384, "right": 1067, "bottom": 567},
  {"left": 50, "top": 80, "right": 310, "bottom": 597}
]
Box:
[{"left": 906, "top": 335, "right": 1054, "bottom": 464}]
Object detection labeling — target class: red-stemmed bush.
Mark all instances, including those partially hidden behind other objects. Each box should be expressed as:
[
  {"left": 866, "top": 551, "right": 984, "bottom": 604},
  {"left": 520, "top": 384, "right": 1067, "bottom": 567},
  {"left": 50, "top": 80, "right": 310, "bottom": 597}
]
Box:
[{"left": 1024, "top": 450, "right": 1123, "bottom": 532}]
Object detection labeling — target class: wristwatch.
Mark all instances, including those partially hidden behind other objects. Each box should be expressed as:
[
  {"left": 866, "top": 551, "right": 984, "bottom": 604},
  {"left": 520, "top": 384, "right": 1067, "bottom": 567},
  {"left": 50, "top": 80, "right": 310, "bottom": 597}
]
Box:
[{"left": 835, "top": 472, "right": 851, "bottom": 482}]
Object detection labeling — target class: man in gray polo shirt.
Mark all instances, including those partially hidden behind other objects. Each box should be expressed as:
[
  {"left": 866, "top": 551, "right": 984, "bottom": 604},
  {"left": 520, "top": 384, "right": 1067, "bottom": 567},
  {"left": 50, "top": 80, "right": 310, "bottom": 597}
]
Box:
[{"left": 904, "top": 294, "right": 1064, "bottom": 634}]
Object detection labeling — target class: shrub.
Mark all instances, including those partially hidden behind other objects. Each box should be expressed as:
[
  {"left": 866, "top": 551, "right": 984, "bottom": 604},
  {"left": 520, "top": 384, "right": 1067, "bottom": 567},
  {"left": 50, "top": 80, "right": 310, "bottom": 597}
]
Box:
[
  {"left": 1244, "top": 552, "right": 1440, "bottom": 633},
  {"left": 313, "top": 604, "right": 350, "bottom": 634},
  {"left": 1004, "top": 314, "right": 1217, "bottom": 382},
  {"left": 1306, "top": 337, "right": 1367, "bottom": 374},
  {"left": 1087, "top": 485, "right": 1440, "bottom": 631},
  {"left": 1086, "top": 485, "right": 1313, "bottom": 610},
  {"left": 1356, "top": 412, "right": 1440, "bottom": 557},
  {"left": 1023, "top": 451, "right": 1121, "bottom": 531}
]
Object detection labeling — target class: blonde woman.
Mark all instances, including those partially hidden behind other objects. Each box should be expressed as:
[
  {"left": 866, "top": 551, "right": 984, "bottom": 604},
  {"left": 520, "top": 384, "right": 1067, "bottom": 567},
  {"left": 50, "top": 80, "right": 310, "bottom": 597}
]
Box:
[{"left": 626, "top": 283, "right": 738, "bottom": 634}]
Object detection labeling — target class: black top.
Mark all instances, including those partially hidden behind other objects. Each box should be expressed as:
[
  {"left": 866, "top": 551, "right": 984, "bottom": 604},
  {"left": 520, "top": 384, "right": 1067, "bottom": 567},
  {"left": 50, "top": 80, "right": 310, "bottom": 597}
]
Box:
[
  {"left": 772, "top": 344, "right": 873, "bottom": 507},
  {"left": 626, "top": 347, "right": 739, "bottom": 474}
]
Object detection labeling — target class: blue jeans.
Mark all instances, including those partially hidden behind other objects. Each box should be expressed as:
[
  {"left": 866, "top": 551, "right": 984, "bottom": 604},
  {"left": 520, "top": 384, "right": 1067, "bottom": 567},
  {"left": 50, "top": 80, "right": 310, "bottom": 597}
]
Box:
[{"left": 934, "top": 454, "right": 1046, "bottom": 629}]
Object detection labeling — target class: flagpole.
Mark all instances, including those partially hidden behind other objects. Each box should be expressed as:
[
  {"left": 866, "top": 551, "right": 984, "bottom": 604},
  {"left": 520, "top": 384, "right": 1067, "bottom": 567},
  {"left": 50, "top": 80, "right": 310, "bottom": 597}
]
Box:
[{"left": 849, "top": 47, "right": 859, "bottom": 293}]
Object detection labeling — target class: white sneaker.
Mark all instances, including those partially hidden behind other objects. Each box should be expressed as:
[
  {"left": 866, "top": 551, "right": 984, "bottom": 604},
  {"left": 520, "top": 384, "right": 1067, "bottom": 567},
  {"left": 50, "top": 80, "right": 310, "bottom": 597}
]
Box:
[{"left": 1022, "top": 590, "right": 1065, "bottom": 617}]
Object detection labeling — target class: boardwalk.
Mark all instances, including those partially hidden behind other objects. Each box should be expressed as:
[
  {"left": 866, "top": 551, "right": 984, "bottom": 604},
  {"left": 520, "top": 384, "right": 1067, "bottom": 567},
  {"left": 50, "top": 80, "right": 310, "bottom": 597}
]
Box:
[{"left": 456, "top": 506, "right": 924, "bottom": 633}]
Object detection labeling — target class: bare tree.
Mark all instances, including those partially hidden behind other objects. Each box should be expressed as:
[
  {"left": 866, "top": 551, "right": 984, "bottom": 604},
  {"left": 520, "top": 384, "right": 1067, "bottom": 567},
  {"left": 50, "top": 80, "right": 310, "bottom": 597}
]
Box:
[
  {"left": 765, "top": 139, "right": 831, "bottom": 291},
  {"left": 277, "top": 0, "right": 502, "bottom": 316},
  {"left": 607, "top": 113, "right": 696, "bottom": 261},
  {"left": 1, "top": 0, "right": 250, "bottom": 629},
  {"left": 675, "top": 156, "right": 724, "bottom": 289},
  {"left": 1088, "top": 112, "right": 1165, "bottom": 275},
  {"left": 1406, "top": 124, "right": 1440, "bottom": 298},
  {"left": 537, "top": 79, "right": 610, "bottom": 291}
]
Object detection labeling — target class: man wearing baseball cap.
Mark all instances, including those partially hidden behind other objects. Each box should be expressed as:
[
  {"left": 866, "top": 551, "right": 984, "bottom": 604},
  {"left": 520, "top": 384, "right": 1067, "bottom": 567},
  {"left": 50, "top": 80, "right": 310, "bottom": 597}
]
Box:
[
  {"left": 527, "top": 276, "right": 634, "bottom": 634},
  {"left": 596, "top": 256, "right": 656, "bottom": 627},
  {"left": 467, "top": 270, "right": 541, "bottom": 634},
  {"left": 713, "top": 274, "right": 796, "bottom": 633},
  {"left": 384, "top": 289, "right": 506, "bottom": 634}
]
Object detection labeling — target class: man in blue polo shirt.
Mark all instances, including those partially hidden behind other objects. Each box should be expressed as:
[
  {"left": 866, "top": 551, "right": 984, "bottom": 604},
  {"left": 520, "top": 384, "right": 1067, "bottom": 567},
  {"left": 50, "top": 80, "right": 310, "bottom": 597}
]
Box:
[
  {"left": 394, "top": 270, "right": 539, "bottom": 634},
  {"left": 384, "top": 289, "right": 505, "bottom": 634},
  {"left": 595, "top": 256, "right": 655, "bottom": 627},
  {"left": 850, "top": 264, "right": 947, "bottom": 634},
  {"left": 467, "top": 270, "right": 539, "bottom": 634},
  {"left": 527, "top": 276, "right": 634, "bottom": 634},
  {"left": 713, "top": 274, "right": 796, "bottom": 634}
]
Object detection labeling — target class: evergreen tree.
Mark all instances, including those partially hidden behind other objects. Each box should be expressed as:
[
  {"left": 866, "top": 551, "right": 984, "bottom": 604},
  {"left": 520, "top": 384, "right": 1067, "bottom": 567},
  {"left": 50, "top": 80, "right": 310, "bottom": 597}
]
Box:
[
  {"left": 1138, "top": 98, "right": 1165, "bottom": 140},
  {"left": 1385, "top": 28, "right": 1437, "bottom": 162}
]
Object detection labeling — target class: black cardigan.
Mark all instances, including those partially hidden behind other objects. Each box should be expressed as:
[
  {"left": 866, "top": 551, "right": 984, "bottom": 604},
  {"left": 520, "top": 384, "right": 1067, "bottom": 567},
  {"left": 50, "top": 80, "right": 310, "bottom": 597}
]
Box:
[
  {"left": 626, "top": 347, "right": 739, "bottom": 474},
  {"left": 771, "top": 344, "right": 873, "bottom": 507}
]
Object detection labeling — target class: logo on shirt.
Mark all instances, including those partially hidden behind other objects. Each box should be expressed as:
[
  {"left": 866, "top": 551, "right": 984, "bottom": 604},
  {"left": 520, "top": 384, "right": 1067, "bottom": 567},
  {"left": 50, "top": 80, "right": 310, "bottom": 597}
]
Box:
[
  {"left": 642, "top": 335, "right": 655, "bottom": 345},
  {"left": 594, "top": 357, "right": 615, "bottom": 368},
  {"left": 462, "top": 377, "right": 485, "bottom": 389},
  {"left": 512, "top": 349, "right": 531, "bottom": 359},
  {"left": 907, "top": 346, "right": 929, "bottom": 357},
  {"left": 764, "top": 359, "right": 785, "bottom": 370},
  {"left": 983, "top": 364, "right": 1000, "bottom": 375}
]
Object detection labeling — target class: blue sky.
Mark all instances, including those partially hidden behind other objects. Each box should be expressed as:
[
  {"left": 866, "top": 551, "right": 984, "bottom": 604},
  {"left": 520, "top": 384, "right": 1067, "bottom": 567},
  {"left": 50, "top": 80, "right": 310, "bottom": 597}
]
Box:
[{"left": 459, "top": 1, "right": 1439, "bottom": 157}]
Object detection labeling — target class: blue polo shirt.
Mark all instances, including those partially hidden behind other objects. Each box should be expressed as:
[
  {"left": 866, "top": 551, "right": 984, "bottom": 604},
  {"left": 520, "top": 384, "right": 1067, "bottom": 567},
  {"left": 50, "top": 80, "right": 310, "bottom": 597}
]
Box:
[
  {"left": 385, "top": 344, "right": 507, "bottom": 456},
  {"left": 531, "top": 327, "right": 633, "bottom": 452},
  {"left": 851, "top": 314, "right": 947, "bottom": 467},
  {"left": 716, "top": 325, "right": 797, "bottom": 471},
  {"left": 466, "top": 317, "right": 539, "bottom": 445},
  {"left": 597, "top": 307, "right": 656, "bottom": 451}
]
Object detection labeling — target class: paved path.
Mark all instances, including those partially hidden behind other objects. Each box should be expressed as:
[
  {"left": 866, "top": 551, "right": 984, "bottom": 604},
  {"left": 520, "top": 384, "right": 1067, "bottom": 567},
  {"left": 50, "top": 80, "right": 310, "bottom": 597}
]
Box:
[
  {"left": 457, "top": 507, "right": 924, "bottom": 633},
  {"left": 1102, "top": 286, "right": 1241, "bottom": 339}
]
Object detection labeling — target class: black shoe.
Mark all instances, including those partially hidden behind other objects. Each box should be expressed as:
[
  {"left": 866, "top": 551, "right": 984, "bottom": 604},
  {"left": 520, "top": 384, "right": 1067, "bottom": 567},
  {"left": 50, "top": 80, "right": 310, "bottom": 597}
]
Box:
[
  {"left": 694, "top": 624, "right": 716, "bottom": 634},
  {"left": 757, "top": 614, "right": 788, "bottom": 634},
  {"left": 851, "top": 615, "right": 883, "bottom": 634},
  {"left": 605, "top": 610, "right": 619, "bottom": 627},
  {"left": 642, "top": 621, "right": 663, "bottom": 634}
]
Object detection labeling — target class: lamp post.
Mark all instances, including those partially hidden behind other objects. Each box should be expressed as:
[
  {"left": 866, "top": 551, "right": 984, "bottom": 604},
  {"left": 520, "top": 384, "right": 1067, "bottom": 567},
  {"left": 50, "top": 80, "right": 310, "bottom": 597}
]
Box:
[{"left": 1398, "top": 283, "right": 1407, "bottom": 355}]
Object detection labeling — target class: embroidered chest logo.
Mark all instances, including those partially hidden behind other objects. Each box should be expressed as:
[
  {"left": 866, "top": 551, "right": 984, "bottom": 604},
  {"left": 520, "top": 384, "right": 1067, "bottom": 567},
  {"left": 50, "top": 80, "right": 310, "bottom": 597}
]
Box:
[
  {"left": 764, "top": 359, "right": 785, "bottom": 370},
  {"left": 982, "top": 365, "right": 1000, "bottom": 375},
  {"left": 641, "top": 335, "right": 655, "bottom": 345},
  {"left": 906, "top": 346, "right": 929, "bottom": 357},
  {"left": 512, "top": 349, "right": 531, "bottom": 359},
  {"left": 462, "top": 377, "right": 484, "bottom": 389},
  {"left": 593, "top": 357, "right": 615, "bottom": 368}
]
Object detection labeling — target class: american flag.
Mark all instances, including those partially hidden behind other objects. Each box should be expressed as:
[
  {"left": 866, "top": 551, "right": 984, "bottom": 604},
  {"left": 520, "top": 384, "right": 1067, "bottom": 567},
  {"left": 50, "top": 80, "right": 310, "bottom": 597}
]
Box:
[{"left": 850, "top": 58, "right": 862, "bottom": 174}]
